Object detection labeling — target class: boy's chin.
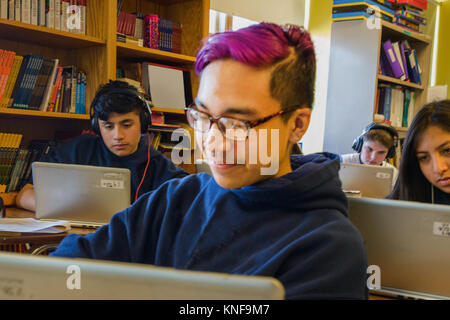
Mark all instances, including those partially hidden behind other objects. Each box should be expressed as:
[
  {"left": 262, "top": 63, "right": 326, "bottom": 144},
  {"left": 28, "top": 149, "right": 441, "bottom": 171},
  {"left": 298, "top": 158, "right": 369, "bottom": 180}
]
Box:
[{"left": 211, "top": 171, "right": 262, "bottom": 190}]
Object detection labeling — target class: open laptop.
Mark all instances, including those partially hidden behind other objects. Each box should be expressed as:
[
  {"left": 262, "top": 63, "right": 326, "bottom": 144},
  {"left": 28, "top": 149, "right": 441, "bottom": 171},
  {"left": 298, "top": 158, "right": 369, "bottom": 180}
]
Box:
[
  {"left": 33, "top": 162, "right": 131, "bottom": 228},
  {"left": 348, "top": 197, "right": 450, "bottom": 300},
  {"left": 0, "top": 252, "right": 285, "bottom": 300},
  {"left": 339, "top": 162, "right": 394, "bottom": 198}
]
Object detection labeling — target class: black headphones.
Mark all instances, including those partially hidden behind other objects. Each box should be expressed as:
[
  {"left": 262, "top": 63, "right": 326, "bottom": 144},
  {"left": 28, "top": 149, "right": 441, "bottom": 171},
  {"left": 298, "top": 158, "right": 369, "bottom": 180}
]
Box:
[
  {"left": 352, "top": 122, "right": 399, "bottom": 159},
  {"left": 90, "top": 84, "right": 152, "bottom": 135}
]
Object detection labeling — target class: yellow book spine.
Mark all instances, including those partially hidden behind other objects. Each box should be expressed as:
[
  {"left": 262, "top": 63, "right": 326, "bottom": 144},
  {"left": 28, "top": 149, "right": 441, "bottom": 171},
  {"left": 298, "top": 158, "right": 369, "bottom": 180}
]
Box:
[
  {"left": 4, "top": 133, "right": 12, "bottom": 148},
  {"left": 13, "top": 133, "right": 23, "bottom": 148},
  {"left": 1, "top": 55, "right": 23, "bottom": 108}
]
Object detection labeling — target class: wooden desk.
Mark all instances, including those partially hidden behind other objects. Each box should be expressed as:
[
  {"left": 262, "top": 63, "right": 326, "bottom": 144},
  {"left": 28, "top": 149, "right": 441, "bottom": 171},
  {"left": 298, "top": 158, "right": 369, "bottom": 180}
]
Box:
[
  {"left": 369, "top": 294, "right": 394, "bottom": 300},
  {"left": 1, "top": 207, "right": 94, "bottom": 254}
]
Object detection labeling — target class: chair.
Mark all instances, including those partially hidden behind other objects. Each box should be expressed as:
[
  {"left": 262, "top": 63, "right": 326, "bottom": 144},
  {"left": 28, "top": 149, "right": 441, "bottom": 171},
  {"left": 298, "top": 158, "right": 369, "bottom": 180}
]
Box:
[{"left": 31, "top": 243, "right": 59, "bottom": 255}]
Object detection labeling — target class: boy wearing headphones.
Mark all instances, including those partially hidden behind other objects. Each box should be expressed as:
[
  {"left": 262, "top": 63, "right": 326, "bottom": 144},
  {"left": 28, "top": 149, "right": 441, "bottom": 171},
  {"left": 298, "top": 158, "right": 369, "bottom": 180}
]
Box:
[
  {"left": 341, "top": 122, "right": 399, "bottom": 186},
  {"left": 16, "top": 80, "right": 188, "bottom": 211}
]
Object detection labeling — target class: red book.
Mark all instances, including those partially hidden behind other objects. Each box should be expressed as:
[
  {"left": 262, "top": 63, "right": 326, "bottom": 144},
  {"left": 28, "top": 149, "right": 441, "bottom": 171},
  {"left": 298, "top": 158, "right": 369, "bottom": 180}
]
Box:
[
  {"left": 144, "top": 14, "right": 159, "bottom": 49},
  {"left": 388, "top": 0, "right": 427, "bottom": 10},
  {"left": 129, "top": 13, "right": 136, "bottom": 37},
  {"left": 118, "top": 11, "right": 126, "bottom": 34}
]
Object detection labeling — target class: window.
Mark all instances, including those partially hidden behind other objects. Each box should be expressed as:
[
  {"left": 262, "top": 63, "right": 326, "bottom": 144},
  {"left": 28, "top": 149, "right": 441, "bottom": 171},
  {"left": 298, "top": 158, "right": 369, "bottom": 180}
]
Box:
[{"left": 209, "top": 9, "right": 258, "bottom": 34}]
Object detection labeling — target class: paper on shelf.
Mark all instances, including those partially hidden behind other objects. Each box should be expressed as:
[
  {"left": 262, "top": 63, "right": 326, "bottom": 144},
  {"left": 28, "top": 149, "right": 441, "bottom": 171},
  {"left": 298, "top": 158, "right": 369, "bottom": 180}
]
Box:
[{"left": 0, "top": 218, "right": 71, "bottom": 234}]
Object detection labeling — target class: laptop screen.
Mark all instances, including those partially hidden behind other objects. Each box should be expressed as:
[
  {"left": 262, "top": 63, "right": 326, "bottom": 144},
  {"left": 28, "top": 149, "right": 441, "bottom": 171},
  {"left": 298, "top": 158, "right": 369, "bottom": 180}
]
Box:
[
  {"left": 348, "top": 197, "right": 450, "bottom": 299},
  {"left": 0, "top": 252, "right": 285, "bottom": 300},
  {"left": 339, "top": 163, "right": 393, "bottom": 198},
  {"left": 33, "top": 162, "right": 131, "bottom": 227}
]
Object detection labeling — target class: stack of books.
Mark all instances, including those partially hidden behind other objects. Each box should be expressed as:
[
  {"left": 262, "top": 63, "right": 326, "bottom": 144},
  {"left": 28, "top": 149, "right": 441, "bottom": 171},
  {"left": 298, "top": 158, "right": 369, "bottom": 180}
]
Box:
[
  {"left": 332, "top": 0, "right": 395, "bottom": 23},
  {"left": 0, "top": 132, "right": 22, "bottom": 193},
  {"left": 143, "top": 14, "right": 182, "bottom": 53},
  {"left": 0, "top": 137, "right": 54, "bottom": 193},
  {"left": 375, "top": 84, "right": 415, "bottom": 128},
  {"left": 388, "top": 0, "right": 427, "bottom": 33},
  {"left": 117, "top": 11, "right": 144, "bottom": 47},
  {"left": 379, "top": 39, "right": 422, "bottom": 85},
  {"left": 0, "top": 49, "right": 87, "bottom": 114},
  {"left": 117, "top": 10, "right": 184, "bottom": 52},
  {"left": 0, "top": 0, "right": 87, "bottom": 35}
]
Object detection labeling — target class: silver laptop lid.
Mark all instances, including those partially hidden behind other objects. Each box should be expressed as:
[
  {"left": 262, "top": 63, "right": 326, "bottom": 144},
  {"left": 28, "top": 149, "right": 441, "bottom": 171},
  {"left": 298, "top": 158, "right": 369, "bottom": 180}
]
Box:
[
  {"left": 33, "top": 162, "right": 131, "bottom": 226},
  {"left": 339, "top": 163, "right": 393, "bottom": 198},
  {"left": 0, "top": 252, "right": 285, "bottom": 300},
  {"left": 348, "top": 197, "right": 450, "bottom": 299}
]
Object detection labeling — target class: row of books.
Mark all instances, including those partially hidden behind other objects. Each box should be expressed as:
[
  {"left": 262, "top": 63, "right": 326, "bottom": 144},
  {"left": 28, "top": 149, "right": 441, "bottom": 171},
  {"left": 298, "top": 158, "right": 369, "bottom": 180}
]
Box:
[
  {"left": 390, "top": 0, "right": 427, "bottom": 32},
  {"left": 0, "top": 49, "right": 87, "bottom": 114},
  {"left": 332, "top": 0, "right": 395, "bottom": 23},
  {"left": 332, "top": 0, "right": 427, "bottom": 34},
  {"left": 0, "top": 139, "right": 53, "bottom": 193},
  {"left": 388, "top": 0, "right": 426, "bottom": 11},
  {"left": 375, "top": 84, "right": 415, "bottom": 128},
  {"left": 379, "top": 39, "right": 422, "bottom": 85},
  {"left": 0, "top": 132, "right": 22, "bottom": 148},
  {"left": 0, "top": 132, "right": 22, "bottom": 192},
  {"left": 116, "top": 11, "right": 182, "bottom": 54},
  {"left": 117, "top": 11, "right": 143, "bottom": 40},
  {"left": 0, "top": 0, "right": 87, "bottom": 34}
]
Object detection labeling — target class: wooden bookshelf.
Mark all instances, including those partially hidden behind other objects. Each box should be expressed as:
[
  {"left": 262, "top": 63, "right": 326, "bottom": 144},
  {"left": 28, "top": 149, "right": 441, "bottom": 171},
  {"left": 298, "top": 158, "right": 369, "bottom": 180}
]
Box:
[
  {"left": 116, "top": 42, "right": 196, "bottom": 65},
  {"left": 324, "top": 19, "right": 431, "bottom": 156},
  {"left": 0, "top": 0, "right": 210, "bottom": 194},
  {"left": 377, "top": 74, "right": 425, "bottom": 90},
  {"left": 0, "top": 18, "right": 106, "bottom": 48},
  {"left": 152, "top": 107, "right": 186, "bottom": 115},
  {"left": 0, "top": 108, "right": 90, "bottom": 120},
  {"left": 381, "top": 20, "right": 431, "bottom": 44}
]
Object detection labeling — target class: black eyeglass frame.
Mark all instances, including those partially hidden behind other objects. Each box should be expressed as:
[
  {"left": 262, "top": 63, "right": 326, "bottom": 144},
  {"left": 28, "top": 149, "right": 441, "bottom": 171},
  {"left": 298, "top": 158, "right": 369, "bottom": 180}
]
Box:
[{"left": 184, "top": 102, "right": 301, "bottom": 140}]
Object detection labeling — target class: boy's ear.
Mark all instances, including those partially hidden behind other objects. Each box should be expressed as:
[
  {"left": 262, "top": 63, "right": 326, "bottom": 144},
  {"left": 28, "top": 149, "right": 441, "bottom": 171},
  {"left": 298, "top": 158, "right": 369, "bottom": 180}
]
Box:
[{"left": 289, "top": 107, "right": 311, "bottom": 144}]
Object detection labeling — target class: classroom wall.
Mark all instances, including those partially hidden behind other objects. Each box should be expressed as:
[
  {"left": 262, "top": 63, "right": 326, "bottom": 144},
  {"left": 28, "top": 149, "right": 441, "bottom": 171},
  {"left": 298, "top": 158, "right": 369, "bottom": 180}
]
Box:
[
  {"left": 210, "top": 0, "right": 305, "bottom": 26},
  {"left": 436, "top": 1, "right": 450, "bottom": 98},
  {"left": 300, "top": 0, "right": 333, "bottom": 154}
]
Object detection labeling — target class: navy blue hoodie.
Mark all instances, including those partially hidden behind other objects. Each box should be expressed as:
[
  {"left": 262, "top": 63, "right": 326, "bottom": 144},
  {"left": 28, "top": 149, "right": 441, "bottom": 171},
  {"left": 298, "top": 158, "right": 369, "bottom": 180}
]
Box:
[
  {"left": 34, "top": 133, "right": 188, "bottom": 201},
  {"left": 51, "top": 153, "right": 368, "bottom": 299}
]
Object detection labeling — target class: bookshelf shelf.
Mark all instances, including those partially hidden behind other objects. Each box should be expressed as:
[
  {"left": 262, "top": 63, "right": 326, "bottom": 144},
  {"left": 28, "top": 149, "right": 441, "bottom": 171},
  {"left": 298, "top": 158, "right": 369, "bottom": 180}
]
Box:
[
  {"left": 116, "top": 42, "right": 196, "bottom": 65},
  {"left": 152, "top": 107, "right": 186, "bottom": 114},
  {"left": 0, "top": 108, "right": 90, "bottom": 120},
  {"left": 377, "top": 74, "right": 424, "bottom": 90},
  {"left": 0, "top": 18, "right": 106, "bottom": 49},
  {"left": 381, "top": 20, "right": 431, "bottom": 44}
]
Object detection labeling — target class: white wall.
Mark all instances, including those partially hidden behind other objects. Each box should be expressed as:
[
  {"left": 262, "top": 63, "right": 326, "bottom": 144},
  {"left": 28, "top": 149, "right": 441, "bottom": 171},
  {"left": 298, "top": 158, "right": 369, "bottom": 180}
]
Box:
[
  {"left": 210, "top": 0, "right": 306, "bottom": 26},
  {"left": 300, "top": 35, "right": 331, "bottom": 155}
]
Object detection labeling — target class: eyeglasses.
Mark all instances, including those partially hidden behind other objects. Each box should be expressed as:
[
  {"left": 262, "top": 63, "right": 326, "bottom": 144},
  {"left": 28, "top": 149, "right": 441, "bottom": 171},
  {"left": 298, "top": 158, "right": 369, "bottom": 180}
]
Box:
[{"left": 185, "top": 102, "right": 300, "bottom": 141}]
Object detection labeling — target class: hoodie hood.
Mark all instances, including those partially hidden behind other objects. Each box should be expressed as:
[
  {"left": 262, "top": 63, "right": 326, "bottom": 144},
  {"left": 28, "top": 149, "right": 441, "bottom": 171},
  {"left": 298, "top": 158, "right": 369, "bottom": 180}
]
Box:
[{"left": 231, "top": 152, "right": 347, "bottom": 215}]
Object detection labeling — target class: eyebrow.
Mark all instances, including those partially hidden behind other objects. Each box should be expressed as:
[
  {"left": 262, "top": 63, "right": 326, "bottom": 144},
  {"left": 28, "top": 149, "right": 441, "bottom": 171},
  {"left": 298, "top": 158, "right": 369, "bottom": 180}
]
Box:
[
  {"left": 100, "top": 119, "right": 135, "bottom": 124},
  {"left": 416, "top": 141, "right": 450, "bottom": 153},
  {"left": 195, "top": 98, "right": 259, "bottom": 117}
]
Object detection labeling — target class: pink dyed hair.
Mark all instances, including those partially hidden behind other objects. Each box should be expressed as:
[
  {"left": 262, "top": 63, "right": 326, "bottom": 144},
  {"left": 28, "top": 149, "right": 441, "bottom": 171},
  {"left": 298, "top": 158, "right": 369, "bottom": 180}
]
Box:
[{"left": 195, "top": 22, "right": 316, "bottom": 110}]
